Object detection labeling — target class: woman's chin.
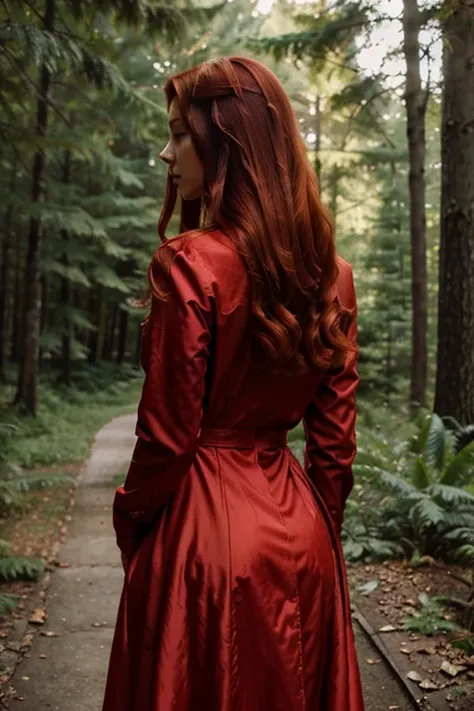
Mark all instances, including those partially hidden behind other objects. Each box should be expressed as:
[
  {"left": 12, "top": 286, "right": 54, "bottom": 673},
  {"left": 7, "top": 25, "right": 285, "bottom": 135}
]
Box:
[{"left": 180, "top": 187, "right": 204, "bottom": 202}]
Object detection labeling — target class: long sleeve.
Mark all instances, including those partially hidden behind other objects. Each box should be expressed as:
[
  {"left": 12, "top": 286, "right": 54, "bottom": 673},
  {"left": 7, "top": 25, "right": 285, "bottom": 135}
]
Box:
[
  {"left": 303, "top": 264, "right": 359, "bottom": 535},
  {"left": 113, "top": 245, "right": 213, "bottom": 558}
]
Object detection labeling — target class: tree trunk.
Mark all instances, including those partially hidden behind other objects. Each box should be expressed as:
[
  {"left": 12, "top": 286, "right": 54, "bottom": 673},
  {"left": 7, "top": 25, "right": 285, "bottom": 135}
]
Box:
[
  {"left": 116, "top": 308, "right": 128, "bottom": 364},
  {"left": 386, "top": 322, "right": 393, "bottom": 400},
  {"left": 314, "top": 95, "right": 322, "bottom": 186},
  {"left": 60, "top": 146, "right": 72, "bottom": 386},
  {"left": 0, "top": 206, "right": 13, "bottom": 381},
  {"left": 0, "top": 161, "right": 17, "bottom": 380},
  {"left": 103, "top": 303, "right": 118, "bottom": 361},
  {"left": 434, "top": 0, "right": 474, "bottom": 425},
  {"left": 10, "top": 239, "right": 22, "bottom": 363},
  {"left": 39, "top": 276, "right": 47, "bottom": 366},
  {"left": 402, "top": 0, "right": 428, "bottom": 410},
  {"left": 60, "top": 255, "right": 72, "bottom": 385},
  {"left": 88, "top": 286, "right": 103, "bottom": 364},
  {"left": 329, "top": 165, "right": 340, "bottom": 233},
  {"left": 14, "top": 0, "right": 55, "bottom": 414}
]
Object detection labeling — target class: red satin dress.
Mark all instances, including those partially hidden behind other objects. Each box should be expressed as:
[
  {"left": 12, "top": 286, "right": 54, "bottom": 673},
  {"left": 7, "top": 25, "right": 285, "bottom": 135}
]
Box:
[{"left": 102, "top": 228, "right": 365, "bottom": 711}]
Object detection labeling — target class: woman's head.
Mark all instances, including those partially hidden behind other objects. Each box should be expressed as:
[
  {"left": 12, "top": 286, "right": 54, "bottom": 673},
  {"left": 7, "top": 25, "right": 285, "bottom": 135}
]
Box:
[
  {"left": 159, "top": 98, "right": 205, "bottom": 202},
  {"left": 155, "top": 56, "right": 354, "bottom": 373}
]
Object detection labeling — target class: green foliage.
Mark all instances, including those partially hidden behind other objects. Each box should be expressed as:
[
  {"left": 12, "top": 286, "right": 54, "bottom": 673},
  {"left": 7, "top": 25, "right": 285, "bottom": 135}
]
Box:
[
  {"left": 452, "top": 634, "right": 474, "bottom": 656},
  {"left": 0, "top": 0, "right": 227, "bottom": 408},
  {"left": 250, "top": 2, "right": 368, "bottom": 66},
  {"left": 0, "top": 594, "right": 19, "bottom": 616},
  {"left": 403, "top": 593, "right": 459, "bottom": 636},
  {"left": 0, "top": 556, "right": 45, "bottom": 583},
  {"left": 0, "top": 391, "right": 82, "bottom": 518},
  {"left": 0, "top": 362, "right": 141, "bottom": 592},
  {"left": 289, "top": 406, "right": 473, "bottom": 564},
  {"left": 0, "top": 364, "right": 141, "bottom": 468},
  {"left": 357, "top": 150, "right": 411, "bottom": 402},
  {"left": 348, "top": 412, "right": 474, "bottom": 562},
  {"left": 0, "top": 470, "right": 73, "bottom": 512},
  {"left": 443, "top": 417, "right": 474, "bottom": 454}
]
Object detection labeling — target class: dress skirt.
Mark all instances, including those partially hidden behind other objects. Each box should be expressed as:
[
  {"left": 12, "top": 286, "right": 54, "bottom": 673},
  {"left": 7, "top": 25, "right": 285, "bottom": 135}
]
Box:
[{"left": 102, "top": 433, "right": 365, "bottom": 711}]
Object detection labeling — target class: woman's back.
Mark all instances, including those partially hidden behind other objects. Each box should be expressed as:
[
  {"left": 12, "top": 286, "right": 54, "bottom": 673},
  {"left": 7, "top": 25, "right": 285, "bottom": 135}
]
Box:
[
  {"left": 103, "top": 227, "right": 363, "bottom": 711},
  {"left": 102, "top": 55, "right": 364, "bottom": 711},
  {"left": 159, "top": 229, "right": 355, "bottom": 433}
]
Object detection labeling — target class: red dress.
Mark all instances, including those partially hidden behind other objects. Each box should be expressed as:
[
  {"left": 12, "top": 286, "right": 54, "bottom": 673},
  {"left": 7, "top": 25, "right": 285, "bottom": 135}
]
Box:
[{"left": 102, "top": 229, "right": 365, "bottom": 711}]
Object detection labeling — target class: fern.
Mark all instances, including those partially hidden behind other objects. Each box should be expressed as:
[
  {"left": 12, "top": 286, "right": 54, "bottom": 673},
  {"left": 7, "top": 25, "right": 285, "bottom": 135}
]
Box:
[
  {"left": 412, "top": 456, "right": 431, "bottom": 489},
  {"left": 378, "top": 469, "right": 419, "bottom": 495},
  {"left": 442, "top": 440, "right": 474, "bottom": 486},
  {"left": 443, "top": 510, "right": 474, "bottom": 528},
  {"left": 425, "top": 413, "right": 450, "bottom": 470},
  {"left": 7, "top": 473, "right": 73, "bottom": 494},
  {"left": 403, "top": 593, "right": 460, "bottom": 636},
  {"left": 0, "top": 557, "right": 44, "bottom": 583},
  {"left": 430, "top": 484, "right": 474, "bottom": 506},
  {"left": 343, "top": 540, "right": 365, "bottom": 560},
  {"left": 454, "top": 545, "right": 474, "bottom": 564},
  {"left": 410, "top": 498, "right": 445, "bottom": 529},
  {"left": 0, "top": 594, "right": 19, "bottom": 616},
  {"left": 444, "top": 528, "right": 474, "bottom": 551},
  {"left": 443, "top": 417, "right": 474, "bottom": 453},
  {"left": 0, "top": 471, "right": 73, "bottom": 511}
]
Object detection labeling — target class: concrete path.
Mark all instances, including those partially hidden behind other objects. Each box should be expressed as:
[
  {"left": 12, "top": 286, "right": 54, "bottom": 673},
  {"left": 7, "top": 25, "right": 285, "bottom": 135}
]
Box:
[{"left": 10, "top": 414, "right": 416, "bottom": 710}]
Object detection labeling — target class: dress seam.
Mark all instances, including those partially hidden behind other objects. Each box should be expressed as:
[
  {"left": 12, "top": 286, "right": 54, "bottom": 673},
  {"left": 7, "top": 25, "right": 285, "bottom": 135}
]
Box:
[
  {"left": 287, "top": 453, "right": 344, "bottom": 626},
  {"left": 257, "top": 449, "right": 307, "bottom": 711},
  {"left": 216, "top": 448, "right": 238, "bottom": 710}
]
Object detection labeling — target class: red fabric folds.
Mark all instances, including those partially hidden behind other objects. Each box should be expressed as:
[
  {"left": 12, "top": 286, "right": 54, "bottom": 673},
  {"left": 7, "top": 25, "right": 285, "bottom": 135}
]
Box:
[{"left": 103, "top": 229, "right": 365, "bottom": 711}]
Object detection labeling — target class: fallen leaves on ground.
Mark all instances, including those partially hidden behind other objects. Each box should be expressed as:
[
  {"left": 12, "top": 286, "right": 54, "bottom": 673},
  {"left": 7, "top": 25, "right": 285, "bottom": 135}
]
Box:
[
  {"left": 28, "top": 608, "right": 47, "bottom": 625},
  {"left": 348, "top": 560, "right": 474, "bottom": 710}
]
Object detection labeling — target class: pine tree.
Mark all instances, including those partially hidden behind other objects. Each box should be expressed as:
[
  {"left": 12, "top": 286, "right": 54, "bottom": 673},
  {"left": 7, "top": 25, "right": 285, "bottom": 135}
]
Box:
[
  {"left": 434, "top": 0, "right": 474, "bottom": 425},
  {"left": 402, "top": 0, "right": 429, "bottom": 410},
  {"left": 0, "top": 0, "right": 208, "bottom": 413}
]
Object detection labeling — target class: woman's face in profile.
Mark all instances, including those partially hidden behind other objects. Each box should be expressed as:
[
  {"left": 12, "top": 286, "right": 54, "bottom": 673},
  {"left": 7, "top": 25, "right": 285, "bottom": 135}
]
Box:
[{"left": 159, "top": 98, "right": 205, "bottom": 202}]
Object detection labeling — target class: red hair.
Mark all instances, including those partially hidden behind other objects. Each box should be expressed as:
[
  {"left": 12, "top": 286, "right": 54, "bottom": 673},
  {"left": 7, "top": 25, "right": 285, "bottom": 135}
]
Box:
[{"left": 152, "top": 56, "right": 354, "bottom": 374}]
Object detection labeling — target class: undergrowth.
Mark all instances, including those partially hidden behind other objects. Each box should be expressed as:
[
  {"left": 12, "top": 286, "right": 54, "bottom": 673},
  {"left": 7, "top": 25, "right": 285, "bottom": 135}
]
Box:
[
  {"left": 0, "top": 362, "right": 142, "bottom": 607},
  {"left": 0, "top": 362, "right": 142, "bottom": 468}
]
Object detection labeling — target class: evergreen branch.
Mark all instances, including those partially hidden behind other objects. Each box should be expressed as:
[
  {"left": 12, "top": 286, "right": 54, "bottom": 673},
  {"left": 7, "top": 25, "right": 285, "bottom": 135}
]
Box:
[
  {"left": 319, "top": 54, "right": 360, "bottom": 75},
  {"left": 19, "top": 0, "right": 44, "bottom": 23},
  {"left": 1, "top": 44, "right": 72, "bottom": 127},
  {"left": 56, "top": 2, "right": 83, "bottom": 41},
  {"left": 51, "top": 79, "right": 118, "bottom": 131},
  {"left": 337, "top": 197, "right": 373, "bottom": 215},
  {"left": 1, "top": 23, "right": 158, "bottom": 105},
  {"left": 0, "top": 125, "right": 31, "bottom": 173},
  {"left": 365, "top": 104, "right": 397, "bottom": 148},
  {"left": 248, "top": 2, "right": 371, "bottom": 63}
]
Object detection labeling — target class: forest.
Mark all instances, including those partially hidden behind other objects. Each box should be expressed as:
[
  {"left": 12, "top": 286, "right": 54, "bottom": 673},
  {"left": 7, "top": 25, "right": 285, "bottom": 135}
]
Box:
[{"left": 0, "top": 0, "right": 473, "bottom": 705}]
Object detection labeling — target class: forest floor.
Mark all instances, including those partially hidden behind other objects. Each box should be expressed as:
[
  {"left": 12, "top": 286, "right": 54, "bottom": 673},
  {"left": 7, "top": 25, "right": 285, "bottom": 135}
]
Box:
[
  {"left": 0, "top": 414, "right": 471, "bottom": 710},
  {"left": 348, "top": 562, "right": 474, "bottom": 711}
]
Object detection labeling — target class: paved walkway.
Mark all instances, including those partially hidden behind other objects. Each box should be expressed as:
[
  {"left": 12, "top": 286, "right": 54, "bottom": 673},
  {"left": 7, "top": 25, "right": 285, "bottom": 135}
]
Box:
[{"left": 10, "top": 414, "right": 415, "bottom": 710}]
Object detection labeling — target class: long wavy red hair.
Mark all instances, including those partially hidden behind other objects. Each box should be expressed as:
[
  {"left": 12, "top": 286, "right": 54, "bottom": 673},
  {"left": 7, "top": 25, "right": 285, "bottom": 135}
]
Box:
[{"left": 151, "top": 56, "right": 354, "bottom": 374}]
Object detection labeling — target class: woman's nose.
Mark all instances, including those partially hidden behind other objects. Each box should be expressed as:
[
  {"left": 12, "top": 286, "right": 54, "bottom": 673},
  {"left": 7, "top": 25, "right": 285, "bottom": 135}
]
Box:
[{"left": 159, "top": 141, "right": 173, "bottom": 166}]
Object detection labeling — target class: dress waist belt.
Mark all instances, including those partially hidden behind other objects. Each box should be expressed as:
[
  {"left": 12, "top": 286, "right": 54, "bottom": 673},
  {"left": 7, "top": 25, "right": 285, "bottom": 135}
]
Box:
[{"left": 198, "top": 427, "right": 288, "bottom": 450}]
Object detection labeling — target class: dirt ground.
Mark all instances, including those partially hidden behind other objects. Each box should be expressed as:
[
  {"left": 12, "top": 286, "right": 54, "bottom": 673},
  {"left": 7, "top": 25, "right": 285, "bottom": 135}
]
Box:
[{"left": 348, "top": 560, "right": 474, "bottom": 711}]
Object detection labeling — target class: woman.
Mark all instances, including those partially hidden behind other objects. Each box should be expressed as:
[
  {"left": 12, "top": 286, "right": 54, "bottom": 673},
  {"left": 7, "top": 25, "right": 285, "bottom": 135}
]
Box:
[{"left": 102, "top": 56, "right": 365, "bottom": 711}]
